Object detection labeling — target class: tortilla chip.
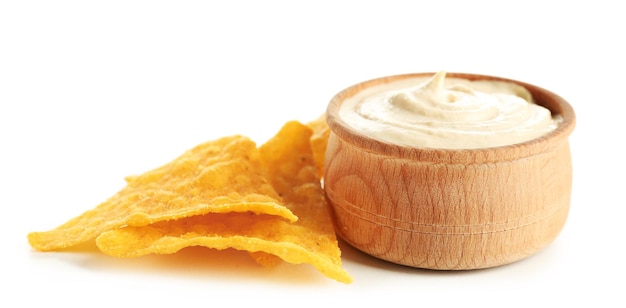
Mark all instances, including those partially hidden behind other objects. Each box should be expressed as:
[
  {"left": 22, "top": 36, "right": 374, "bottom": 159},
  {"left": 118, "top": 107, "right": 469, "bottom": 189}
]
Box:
[
  {"left": 96, "top": 121, "right": 352, "bottom": 283},
  {"left": 257, "top": 121, "right": 349, "bottom": 283},
  {"left": 28, "top": 135, "right": 296, "bottom": 251},
  {"left": 306, "top": 114, "right": 331, "bottom": 179}
]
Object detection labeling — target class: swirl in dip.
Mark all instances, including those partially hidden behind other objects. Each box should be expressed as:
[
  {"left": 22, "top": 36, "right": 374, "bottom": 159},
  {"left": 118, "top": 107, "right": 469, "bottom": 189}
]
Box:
[{"left": 338, "top": 71, "right": 561, "bottom": 149}]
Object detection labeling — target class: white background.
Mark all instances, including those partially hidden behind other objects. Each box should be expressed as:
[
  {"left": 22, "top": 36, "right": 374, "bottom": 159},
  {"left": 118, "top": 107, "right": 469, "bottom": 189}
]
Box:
[{"left": 1, "top": 1, "right": 623, "bottom": 307}]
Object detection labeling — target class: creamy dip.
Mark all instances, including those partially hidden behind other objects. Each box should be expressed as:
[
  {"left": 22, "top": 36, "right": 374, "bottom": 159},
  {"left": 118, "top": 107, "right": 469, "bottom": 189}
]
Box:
[{"left": 338, "top": 71, "right": 561, "bottom": 149}]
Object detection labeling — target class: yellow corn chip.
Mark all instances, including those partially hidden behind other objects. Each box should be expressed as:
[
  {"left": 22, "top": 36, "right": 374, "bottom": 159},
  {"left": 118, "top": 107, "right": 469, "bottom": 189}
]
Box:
[
  {"left": 306, "top": 114, "right": 331, "bottom": 179},
  {"left": 96, "top": 121, "right": 352, "bottom": 283},
  {"left": 258, "top": 121, "right": 349, "bottom": 283},
  {"left": 28, "top": 135, "right": 296, "bottom": 251}
]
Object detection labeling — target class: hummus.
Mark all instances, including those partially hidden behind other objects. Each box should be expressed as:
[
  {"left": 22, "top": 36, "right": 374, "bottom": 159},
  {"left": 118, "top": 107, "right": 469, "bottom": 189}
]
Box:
[{"left": 338, "top": 71, "right": 561, "bottom": 149}]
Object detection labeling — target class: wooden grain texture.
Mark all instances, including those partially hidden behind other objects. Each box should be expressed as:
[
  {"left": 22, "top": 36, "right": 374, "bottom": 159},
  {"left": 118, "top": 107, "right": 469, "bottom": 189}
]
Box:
[{"left": 323, "top": 73, "right": 576, "bottom": 270}]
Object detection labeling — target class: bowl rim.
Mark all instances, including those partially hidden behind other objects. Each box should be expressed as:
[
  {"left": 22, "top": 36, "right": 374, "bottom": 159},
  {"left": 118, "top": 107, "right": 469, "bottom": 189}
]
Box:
[{"left": 326, "top": 72, "right": 576, "bottom": 164}]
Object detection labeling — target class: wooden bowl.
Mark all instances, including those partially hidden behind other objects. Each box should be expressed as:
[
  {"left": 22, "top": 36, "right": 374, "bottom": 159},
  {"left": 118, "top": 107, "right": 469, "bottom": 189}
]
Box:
[{"left": 323, "top": 72, "right": 576, "bottom": 270}]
